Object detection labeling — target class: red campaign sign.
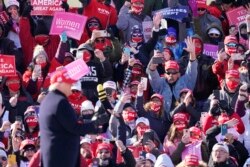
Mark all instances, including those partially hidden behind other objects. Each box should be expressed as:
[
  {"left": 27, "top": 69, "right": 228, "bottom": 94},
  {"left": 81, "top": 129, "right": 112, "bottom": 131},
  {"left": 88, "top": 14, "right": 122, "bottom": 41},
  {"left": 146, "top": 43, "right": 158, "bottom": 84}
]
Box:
[
  {"left": 116, "top": 146, "right": 143, "bottom": 164},
  {"left": 226, "top": 6, "right": 248, "bottom": 27},
  {"left": 0, "top": 11, "right": 10, "bottom": 24},
  {"left": 31, "top": 0, "right": 65, "bottom": 16},
  {"left": 0, "top": 55, "right": 16, "bottom": 76}
]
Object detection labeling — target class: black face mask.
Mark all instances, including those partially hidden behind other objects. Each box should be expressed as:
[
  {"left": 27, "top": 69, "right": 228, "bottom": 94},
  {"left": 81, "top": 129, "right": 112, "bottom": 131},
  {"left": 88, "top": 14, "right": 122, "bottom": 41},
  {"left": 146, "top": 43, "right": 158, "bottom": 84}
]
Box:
[
  {"left": 240, "top": 33, "right": 248, "bottom": 40},
  {"left": 208, "top": 36, "right": 222, "bottom": 45}
]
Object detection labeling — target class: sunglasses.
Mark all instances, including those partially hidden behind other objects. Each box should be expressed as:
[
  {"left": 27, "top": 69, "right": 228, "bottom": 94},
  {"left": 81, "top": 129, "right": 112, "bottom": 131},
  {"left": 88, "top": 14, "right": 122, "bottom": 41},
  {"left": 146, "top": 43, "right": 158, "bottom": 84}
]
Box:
[
  {"left": 95, "top": 38, "right": 105, "bottom": 43},
  {"left": 0, "top": 157, "right": 6, "bottom": 161},
  {"left": 24, "top": 147, "right": 35, "bottom": 152},
  {"left": 165, "top": 71, "right": 179, "bottom": 75},
  {"left": 225, "top": 43, "right": 238, "bottom": 47},
  {"left": 198, "top": 8, "right": 206, "bottom": 11},
  {"left": 209, "top": 33, "right": 220, "bottom": 37},
  {"left": 132, "top": 33, "right": 143, "bottom": 37}
]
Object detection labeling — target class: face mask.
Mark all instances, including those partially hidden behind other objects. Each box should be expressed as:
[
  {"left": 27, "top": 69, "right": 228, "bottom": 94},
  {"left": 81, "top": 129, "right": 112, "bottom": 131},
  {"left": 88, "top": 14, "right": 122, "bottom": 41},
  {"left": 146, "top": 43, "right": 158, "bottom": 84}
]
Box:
[
  {"left": 193, "top": 39, "right": 203, "bottom": 55},
  {"left": 208, "top": 37, "right": 221, "bottom": 45},
  {"left": 69, "top": 92, "right": 81, "bottom": 100},
  {"left": 165, "top": 36, "right": 177, "bottom": 45},
  {"left": 37, "top": 62, "right": 47, "bottom": 69},
  {"left": 131, "top": 36, "right": 143, "bottom": 43},
  {"left": 8, "top": 82, "right": 20, "bottom": 92},
  {"left": 122, "top": 111, "right": 137, "bottom": 122},
  {"left": 26, "top": 116, "right": 38, "bottom": 127},
  {"left": 35, "top": 35, "right": 50, "bottom": 46},
  {"left": 175, "top": 123, "right": 186, "bottom": 131},
  {"left": 94, "top": 43, "right": 105, "bottom": 51},
  {"left": 132, "top": 67, "right": 142, "bottom": 75},
  {"left": 226, "top": 80, "right": 239, "bottom": 90},
  {"left": 241, "top": 34, "right": 248, "bottom": 40},
  {"left": 137, "top": 126, "right": 148, "bottom": 136},
  {"left": 226, "top": 47, "right": 237, "bottom": 56},
  {"left": 82, "top": 52, "right": 92, "bottom": 62},
  {"left": 150, "top": 102, "right": 161, "bottom": 113},
  {"left": 131, "top": 5, "right": 143, "bottom": 14}
]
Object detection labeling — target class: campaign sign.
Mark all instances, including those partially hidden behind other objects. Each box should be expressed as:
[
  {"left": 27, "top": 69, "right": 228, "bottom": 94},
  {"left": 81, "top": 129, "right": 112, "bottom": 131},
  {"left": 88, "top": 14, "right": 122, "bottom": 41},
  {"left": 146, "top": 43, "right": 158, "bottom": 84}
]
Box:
[
  {"left": 64, "top": 58, "right": 90, "bottom": 80},
  {"left": 188, "top": 0, "right": 198, "bottom": 17},
  {"left": 0, "top": 55, "right": 16, "bottom": 76},
  {"left": 142, "top": 21, "right": 153, "bottom": 42},
  {"left": 203, "top": 44, "right": 219, "bottom": 60},
  {"left": 31, "top": 0, "right": 65, "bottom": 16},
  {"left": 50, "top": 12, "right": 87, "bottom": 40},
  {"left": 0, "top": 11, "right": 9, "bottom": 24},
  {"left": 226, "top": 6, "right": 248, "bottom": 27},
  {"left": 152, "top": 6, "right": 189, "bottom": 22}
]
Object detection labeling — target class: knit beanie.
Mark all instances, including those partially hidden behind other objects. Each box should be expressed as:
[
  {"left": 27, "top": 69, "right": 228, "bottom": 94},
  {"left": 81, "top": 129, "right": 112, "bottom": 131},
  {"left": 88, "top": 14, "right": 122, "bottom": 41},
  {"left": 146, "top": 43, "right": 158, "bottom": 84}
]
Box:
[
  {"left": 4, "top": 0, "right": 19, "bottom": 9},
  {"left": 81, "top": 100, "right": 94, "bottom": 111},
  {"left": 33, "top": 45, "right": 48, "bottom": 61}
]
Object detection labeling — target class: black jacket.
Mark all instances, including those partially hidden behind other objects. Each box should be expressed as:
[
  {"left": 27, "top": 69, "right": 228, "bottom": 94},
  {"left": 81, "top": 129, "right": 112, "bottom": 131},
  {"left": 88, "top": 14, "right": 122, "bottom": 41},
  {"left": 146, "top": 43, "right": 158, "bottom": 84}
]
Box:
[
  {"left": 39, "top": 90, "right": 98, "bottom": 167},
  {"left": 178, "top": 53, "right": 219, "bottom": 101},
  {"left": 206, "top": 125, "right": 248, "bottom": 166}
]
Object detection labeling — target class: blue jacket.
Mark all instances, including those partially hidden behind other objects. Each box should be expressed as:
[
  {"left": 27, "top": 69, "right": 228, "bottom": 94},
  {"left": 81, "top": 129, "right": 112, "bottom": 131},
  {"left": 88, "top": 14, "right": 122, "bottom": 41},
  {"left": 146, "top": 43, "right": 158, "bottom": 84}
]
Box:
[{"left": 146, "top": 60, "right": 198, "bottom": 114}]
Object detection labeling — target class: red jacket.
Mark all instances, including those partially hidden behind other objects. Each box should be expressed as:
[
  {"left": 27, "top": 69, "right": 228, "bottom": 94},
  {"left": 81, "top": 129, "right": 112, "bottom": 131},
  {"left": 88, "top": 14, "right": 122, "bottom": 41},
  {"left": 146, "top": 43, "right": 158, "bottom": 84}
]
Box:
[
  {"left": 203, "top": 112, "right": 245, "bottom": 134},
  {"left": 22, "top": 58, "right": 61, "bottom": 99},
  {"left": 19, "top": 17, "right": 60, "bottom": 68},
  {"left": 69, "top": 0, "right": 117, "bottom": 44},
  {"left": 68, "top": 96, "right": 87, "bottom": 115}
]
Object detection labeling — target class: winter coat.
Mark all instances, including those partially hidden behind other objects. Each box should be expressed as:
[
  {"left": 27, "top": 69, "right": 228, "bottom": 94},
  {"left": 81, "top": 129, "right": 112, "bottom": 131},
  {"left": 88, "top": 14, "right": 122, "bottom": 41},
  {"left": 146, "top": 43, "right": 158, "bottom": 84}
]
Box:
[
  {"left": 146, "top": 60, "right": 198, "bottom": 114},
  {"left": 72, "top": 0, "right": 118, "bottom": 44},
  {"left": 22, "top": 41, "right": 68, "bottom": 100},
  {"left": 235, "top": 98, "right": 250, "bottom": 155},
  {"left": 212, "top": 59, "right": 240, "bottom": 87},
  {"left": 202, "top": 112, "right": 244, "bottom": 134},
  {"left": 39, "top": 89, "right": 98, "bottom": 167},
  {"left": 193, "top": 12, "right": 222, "bottom": 40},
  {"left": 178, "top": 40, "right": 219, "bottom": 101},
  {"left": 116, "top": 4, "right": 151, "bottom": 43},
  {"left": 170, "top": 140, "right": 209, "bottom": 165},
  {"left": 19, "top": 17, "right": 60, "bottom": 68},
  {"left": 205, "top": 125, "right": 249, "bottom": 166},
  {"left": 135, "top": 95, "right": 170, "bottom": 142}
]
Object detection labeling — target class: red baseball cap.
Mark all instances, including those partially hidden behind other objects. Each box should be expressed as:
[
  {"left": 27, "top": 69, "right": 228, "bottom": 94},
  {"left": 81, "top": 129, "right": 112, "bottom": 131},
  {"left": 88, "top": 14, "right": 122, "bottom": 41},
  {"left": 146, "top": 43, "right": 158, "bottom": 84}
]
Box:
[
  {"left": 20, "top": 139, "right": 35, "bottom": 150},
  {"left": 224, "top": 35, "right": 238, "bottom": 44},
  {"left": 225, "top": 70, "right": 240, "bottom": 79},
  {"left": 173, "top": 113, "right": 189, "bottom": 123},
  {"left": 151, "top": 93, "right": 164, "bottom": 103},
  {"left": 165, "top": 60, "right": 179, "bottom": 71},
  {"left": 96, "top": 143, "right": 112, "bottom": 153},
  {"left": 196, "top": 0, "right": 207, "bottom": 8},
  {"left": 50, "top": 68, "right": 76, "bottom": 84},
  {"left": 184, "top": 154, "right": 199, "bottom": 166},
  {"left": 131, "top": 0, "right": 144, "bottom": 4}
]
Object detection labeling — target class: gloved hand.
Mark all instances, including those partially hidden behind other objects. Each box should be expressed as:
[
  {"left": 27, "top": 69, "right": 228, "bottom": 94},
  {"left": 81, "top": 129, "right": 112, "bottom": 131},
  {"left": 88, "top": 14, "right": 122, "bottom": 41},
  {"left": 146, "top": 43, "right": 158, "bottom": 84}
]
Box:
[
  {"left": 61, "top": 1, "right": 69, "bottom": 12},
  {"left": 97, "top": 84, "right": 106, "bottom": 102},
  {"left": 21, "top": 2, "right": 33, "bottom": 17},
  {"left": 60, "top": 32, "right": 67, "bottom": 43},
  {"left": 238, "top": 84, "right": 248, "bottom": 101}
]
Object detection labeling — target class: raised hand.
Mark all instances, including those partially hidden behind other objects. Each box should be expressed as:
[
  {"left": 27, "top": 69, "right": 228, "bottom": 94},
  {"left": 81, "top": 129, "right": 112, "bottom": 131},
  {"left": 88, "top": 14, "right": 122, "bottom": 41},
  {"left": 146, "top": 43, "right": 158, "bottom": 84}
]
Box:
[{"left": 184, "top": 36, "right": 196, "bottom": 61}]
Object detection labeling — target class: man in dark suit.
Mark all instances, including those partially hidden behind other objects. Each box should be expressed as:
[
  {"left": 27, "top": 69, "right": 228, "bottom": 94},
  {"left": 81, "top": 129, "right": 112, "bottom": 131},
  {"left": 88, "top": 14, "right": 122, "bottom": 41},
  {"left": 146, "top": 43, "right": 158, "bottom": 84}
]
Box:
[{"left": 39, "top": 68, "right": 102, "bottom": 167}]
